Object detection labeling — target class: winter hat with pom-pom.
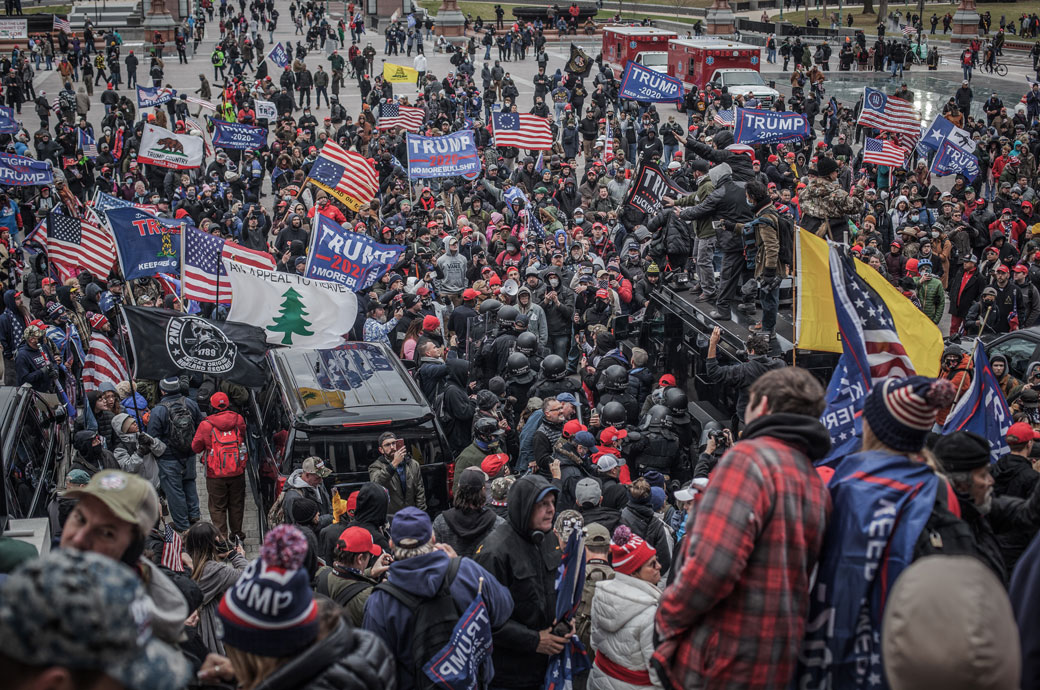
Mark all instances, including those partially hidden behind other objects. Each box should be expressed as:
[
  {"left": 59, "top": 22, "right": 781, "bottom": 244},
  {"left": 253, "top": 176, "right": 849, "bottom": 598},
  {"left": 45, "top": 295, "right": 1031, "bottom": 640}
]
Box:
[
  {"left": 863, "top": 376, "right": 956, "bottom": 453},
  {"left": 610, "top": 524, "right": 657, "bottom": 576},
  {"left": 217, "top": 524, "right": 318, "bottom": 657}
]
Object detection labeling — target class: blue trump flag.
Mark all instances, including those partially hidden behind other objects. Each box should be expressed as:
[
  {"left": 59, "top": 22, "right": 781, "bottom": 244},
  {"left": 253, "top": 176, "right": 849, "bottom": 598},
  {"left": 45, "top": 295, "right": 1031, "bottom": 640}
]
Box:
[
  {"left": 917, "top": 114, "right": 976, "bottom": 154},
  {"left": 422, "top": 593, "right": 494, "bottom": 690},
  {"left": 136, "top": 85, "right": 176, "bottom": 109},
  {"left": 94, "top": 190, "right": 137, "bottom": 212},
  {"left": 618, "top": 61, "right": 683, "bottom": 103},
  {"left": 930, "top": 140, "right": 981, "bottom": 183},
  {"left": 734, "top": 107, "right": 810, "bottom": 145},
  {"left": 0, "top": 152, "right": 52, "bottom": 186},
  {"left": 818, "top": 353, "right": 868, "bottom": 464},
  {"left": 406, "top": 130, "right": 482, "bottom": 180},
  {"left": 212, "top": 121, "right": 268, "bottom": 150},
  {"left": 103, "top": 207, "right": 191, "bottom": 280},
  {"left": 544, "top": 528, "right": 590, "bottom": 690},
  {"left": 306, "top": 214, "right": 406, "bottom": 291},
  {"left": 267, "top": 42, "right": 290, "bottom": 68},
  {"left": 0, "top": 106, "right": 19, "bottom": 134},
  {"left": 943, "top": 340, "right": 1012, "bottom": 461}
]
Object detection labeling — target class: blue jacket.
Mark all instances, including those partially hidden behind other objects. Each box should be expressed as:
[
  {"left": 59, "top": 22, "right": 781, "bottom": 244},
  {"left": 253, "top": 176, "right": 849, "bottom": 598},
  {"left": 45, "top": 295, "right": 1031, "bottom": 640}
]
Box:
[
  {"left": 517, "top": 409, "right": 544, "bottom": 471},
  {"left": 15, "top": 341, "right": 52, "bottom": 392},
  {"left": 146, "top": 393, "right": 205, "bottom": 460},
  {"left": 0, "top": 289, "right": 26, "bottom": 361},
  {"left": 362, "top": 550, "right": 513, "bottom": 690}
]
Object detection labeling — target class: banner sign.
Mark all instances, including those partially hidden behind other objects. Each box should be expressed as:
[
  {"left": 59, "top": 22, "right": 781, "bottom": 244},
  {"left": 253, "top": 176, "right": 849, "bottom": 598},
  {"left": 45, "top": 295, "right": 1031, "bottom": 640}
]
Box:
[
  {"left": 212, "top": 121, "right": 268, "bottom": 150},
  {"left": 918, "top": 114, "right": 976, "bottom": 154},
  {"left": 406, "top": 131, "right": 481, "bottom": 180},
  {"left": 734, "top": 107, "right": 810, "bottom": 145},
  {"left": 0, "top": 151, "right": 52, "bottom": 186},
  {"left": 306, "top": 215, "right": 406, "bottom": 291},
  {"left": 103, "top": 206, "right": 191, "bottom": 280},
  {"left": 138, "top": 123, "right": 204, "bottom": 170},
  {"left": 255, "top": 99, "right": 277, "bottom": 120},
  {"left": 618, "top": 61, "right": 683, "bottom": 103},
  {"left": 0, "top": 18, "right": 27, "bottom": 39},
  {"left": 930, "top": 140, "right": 980, "bottom": 183},
  {"left": 0, "top": 106, "right": 19, "bottom": 134},
  {"left": 267, "top": 42, "right": 290, "bottom": 68},
  {"left": 137, "top": 85, "right": 177, "bottom": 109},
  {"left": 625, "top": 161, "right": 687, "bottom": 216},
  {"left": 423, "top": 595, "right": 493, "bottom": 690}
]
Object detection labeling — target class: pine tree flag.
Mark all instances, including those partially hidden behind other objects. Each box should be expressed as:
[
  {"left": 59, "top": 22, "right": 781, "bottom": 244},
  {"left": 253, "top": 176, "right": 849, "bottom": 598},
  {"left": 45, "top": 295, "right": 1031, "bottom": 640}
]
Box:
[{"left": 223, "top": 261, "right": 359, "bottom": 349}]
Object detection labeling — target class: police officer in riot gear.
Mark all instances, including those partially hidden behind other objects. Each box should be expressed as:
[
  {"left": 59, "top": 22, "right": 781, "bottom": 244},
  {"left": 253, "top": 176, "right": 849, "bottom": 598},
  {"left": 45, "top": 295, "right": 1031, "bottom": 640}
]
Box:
[
  {"left": 597, "top": 364, "right": 640, "bottom": 426},
  {"left": 529, "top": 354, "right": 585, "bottom": 408},
  {"left": 470, "top": 298, "right": 502, "bottom": 384},
  {"left": 629, "top": 404, "right": 682, "bottom": 479},
  {"left": 514, "top": 330, "right": 544, "bottom": 374},
  {"left": 486, "top": 305, "right": 524, "bottom": 372},
  {"left": 505, "top": 351, "right": 536, "bottom": 420},
  {"left": 664, "top": 387, "right": 696, "bottom": 481}
]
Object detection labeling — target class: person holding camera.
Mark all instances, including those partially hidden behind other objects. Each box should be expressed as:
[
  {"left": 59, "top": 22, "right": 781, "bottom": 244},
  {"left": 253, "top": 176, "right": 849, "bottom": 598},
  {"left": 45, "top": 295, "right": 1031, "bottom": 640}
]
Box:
[
  {"left": 110, "top": 410, "right": 167, "bottom": 490},
  {"left": 693, "top": 425, "right": 733, "bottom": 479}
]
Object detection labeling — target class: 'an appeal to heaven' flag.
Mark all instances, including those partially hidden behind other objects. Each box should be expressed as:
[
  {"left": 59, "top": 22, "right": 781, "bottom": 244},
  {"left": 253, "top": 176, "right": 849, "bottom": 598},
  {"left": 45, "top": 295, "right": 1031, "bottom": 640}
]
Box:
[
  {"left": 267, "top": 42, "right": 290, "bottom": 68},
  {"left": 82, "top": 333, "right": 129, "bottom": 393},
  {"left": 734, "top": 107, "right": 810, "bottom": 145},
  {"left": 306, "top": 215, "right": 406, "bottom": 291},
  {"left": 182, "top": 225, "right": 277, "bottom": 303},
  {"left": 406, "top": 131, "right": 482, "bottom": 179},
  {"left": 382, "top": 62, "right": 419, "bottom": 83},
  {"left": 862, "top": 137, "right": 907, "bottom": 168},
  {"left": 491, "top": 112, "right": 553, "bottom": 150},
  {"left": 224, "top": 261, "right": 359, "bottom": 349},
  {"left": 0, "top": 151, "right": 52, "bottom": 186},
  {"left": 46, "top": 207, "right": 116, "bottom": 281},
  {"left": 0, "top": 106, "right": 19, "bottom": 134},
  {"left": 138, "top": 124, "right": 204, "bottom": 170},
  {"left": 103, "top": 206, "right": 191, "bottom": 280},
  {"left": 930, "top": 140, "right": 981, "bottom": 183},
  {"left": 212, "top": 121, "right": 268, "bottom": 149},
  {"left": 918, "top": 113, "right": 976, "bottom": 154},
  {"left": 943, "top": 340, "right": 1012, "bottom": 462},
  {"left": 378, "top": 102, "right": 425, "bottom": 132},
  {"left": 136, "top": 85, "right": 177, "bottom": 109},
  {"left": 618, "top": 61, "right": 683, "bottom": 103},
  {"left": 122, "top": 306, "right": 269, "bottom": 388},
  {"left": 306, "top": 140, "right": 379, "bottom": 211},
  {"left": 625, "top": 161, "right": 688, "bottom": 217},
  {"left": 795, "top": 229, "right": 942, "bottom": 376}
]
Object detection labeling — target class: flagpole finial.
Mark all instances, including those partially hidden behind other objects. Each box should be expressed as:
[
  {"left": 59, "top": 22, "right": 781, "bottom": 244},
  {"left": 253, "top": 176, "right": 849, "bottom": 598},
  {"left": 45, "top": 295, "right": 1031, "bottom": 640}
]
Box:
[{"left": 478, "top": 576, "right": 485, "bottom": 595}]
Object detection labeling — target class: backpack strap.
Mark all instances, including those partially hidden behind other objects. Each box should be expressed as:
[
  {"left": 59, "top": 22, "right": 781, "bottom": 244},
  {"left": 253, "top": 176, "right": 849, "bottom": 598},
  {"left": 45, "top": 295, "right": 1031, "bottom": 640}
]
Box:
[
  {"left": 315, "top": 567, "right": 333, "bottom": 596},
  {"left": 332, "top": 580, "right": 373, "bottom": 608},
  {"left": 375, "top": 557, "right": 462, "bottom": 611}
]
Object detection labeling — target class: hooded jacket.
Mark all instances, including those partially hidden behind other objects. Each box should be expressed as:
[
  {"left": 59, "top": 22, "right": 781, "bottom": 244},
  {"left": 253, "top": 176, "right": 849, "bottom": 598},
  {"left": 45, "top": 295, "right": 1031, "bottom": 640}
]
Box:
[
  {"left": 362, "top": 549, "right": 513, "bottom": 690},
  {"left": 433, "top": 506, "right": 505, "bottom": 558},
  {"left": 190, "top": 408, "right": 247, "bottom": 478},
  {"left": 442, "top": 358, "right": 476, "bottom": 454},
  {"left": 517, "top": 286, "right": 548, "bottom": 345},
  {"left": 71, "top": 428, "right": 120, "bottom": 476},
  {"left": 619, "top": 497, "right": 672, "bottom": 577},
  {"left": 589, "top": 573, "right": 663, "bottom": 690},
  {"left": 435, "top": 236, "right": 468, "bottom": 293},
  {"left": 678, "top": 163, "right": 753, "bottom": 254},
  {"left": 111, "top": 412, "right": 166, "bottom": 488},
  {"left": 474, "top": 474, "right": 562, "bottom": 689},
  {"left": 686, "top": 131, "right": 756, "bottom": 183},
  {"left": 283, "top": 468, "right": 334, "bottom": 526},
  {"left": 319, "top": 481, "right": 391, "bottom": 565},
  {"left": 0, "top": 288, "right": 26, "bottom": 361}
]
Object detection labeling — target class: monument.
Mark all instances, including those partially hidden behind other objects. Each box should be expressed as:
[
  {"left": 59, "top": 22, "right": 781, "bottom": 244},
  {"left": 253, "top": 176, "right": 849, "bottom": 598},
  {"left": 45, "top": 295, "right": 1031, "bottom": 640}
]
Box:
[
  {"left": 705, "top": 0, "right": 735, "bottom": 36},
  {"left": 434, "top": 0, "right": 466, "bottom": 37},
  {"left": 143, "top": 0, "right": 179, "bottom": 43},
  {"left": 949, "top": 0, "right": 980, "bottom": 45}
]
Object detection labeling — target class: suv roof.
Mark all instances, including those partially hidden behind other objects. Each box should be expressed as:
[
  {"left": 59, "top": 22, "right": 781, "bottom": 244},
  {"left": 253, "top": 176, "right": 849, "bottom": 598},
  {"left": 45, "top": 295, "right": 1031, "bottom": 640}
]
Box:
[{"left": 268, "top": 343, "right": 434, "bottom": 429}]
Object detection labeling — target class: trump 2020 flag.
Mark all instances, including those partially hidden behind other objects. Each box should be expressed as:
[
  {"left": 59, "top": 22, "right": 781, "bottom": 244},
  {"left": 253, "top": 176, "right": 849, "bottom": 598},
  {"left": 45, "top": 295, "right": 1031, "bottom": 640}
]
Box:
[
  {"left": 930, "top": 140, "right": 981, "bottom": 183},
  {"left": 306, "top": 215, "right": 405, "bottom": 291},
  {"left": 943, "top": 340, "right": 1012, "bottom": 462},
  {"left": 212, "top": 121, "right": 268, "bottom": 150},
  {"left": 617, "top": 61, "right": 683, "bottom": 103},
  {"left": 544, "top": 528, "right": 590, "bottom": 690},
  {"left": 102, "top": 206, "right": 190, "bottom": 280},
  {"left": 137, "top": 85, "right": 177, "bottom": 109},
  {"left": 423, "top": 593, "right": 494, "bottom": 690},
  {"left": 224, "top": 261, "right": 359, "bottom": 348},
  {"left": 0, "top": 106, "right": 19, "bottom": 134},
  {"left": 818, "top": 353, "right": 867, "bottom": 464},
  {"left": 734, "top": 108, "right": 810, "bottom": 145},
  {"left": 267, "top": 42, "right": 290, "bottom": 68}
]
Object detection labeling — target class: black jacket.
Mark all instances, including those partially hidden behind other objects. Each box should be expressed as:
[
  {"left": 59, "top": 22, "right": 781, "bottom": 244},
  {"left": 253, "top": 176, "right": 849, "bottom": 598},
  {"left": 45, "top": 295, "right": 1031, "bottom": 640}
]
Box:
[
  {"left": 254, "top": 620, "right": 396, "bottom": 690},
  {"left": 474, "top": 475, "right": 562, "bottom": 689},
  {"left": 704, "top": 353, "right": 786, "bottom": 422},
  {"left": 442, "top": 358, "right": 476, "bottom": 455},
  {"left": 619, "top": 499, "right": 672, "bottom": 575},
  {"left": 960, "top": 481, "right": 1040, "bottom": 585},
  {"left": 646, "top": 208, "right": 692, "bottom": 258},
  {"left": 686, "top": 131, "right": 756, "bottom": 183},
  {"left": 679, "top": 165, "right": 752, "bottom": 253}
]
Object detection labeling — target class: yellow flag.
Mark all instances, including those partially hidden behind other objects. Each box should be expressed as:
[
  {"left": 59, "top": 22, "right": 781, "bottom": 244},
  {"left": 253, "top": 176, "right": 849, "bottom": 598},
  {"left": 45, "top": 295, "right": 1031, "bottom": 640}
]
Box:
[
  {"left": 383, "top": 62, "right": 419, "bottom": 83},
  {"left": 794, "top": 229, "right": 942, "bottom": 377}
]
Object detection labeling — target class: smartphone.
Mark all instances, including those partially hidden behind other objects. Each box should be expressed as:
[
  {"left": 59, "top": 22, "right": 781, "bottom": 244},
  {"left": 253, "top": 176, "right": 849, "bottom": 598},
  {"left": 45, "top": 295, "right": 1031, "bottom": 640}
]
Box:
[{"left": 394, "top": 439, "right": 406, "bottom": 453}]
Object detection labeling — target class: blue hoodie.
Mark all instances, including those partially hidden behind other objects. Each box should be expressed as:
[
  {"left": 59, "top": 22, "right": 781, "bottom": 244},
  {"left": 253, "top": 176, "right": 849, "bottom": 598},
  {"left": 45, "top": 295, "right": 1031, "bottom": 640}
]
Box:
[{"left": 363, "top": 550, "right": 513, "bottom": 690}]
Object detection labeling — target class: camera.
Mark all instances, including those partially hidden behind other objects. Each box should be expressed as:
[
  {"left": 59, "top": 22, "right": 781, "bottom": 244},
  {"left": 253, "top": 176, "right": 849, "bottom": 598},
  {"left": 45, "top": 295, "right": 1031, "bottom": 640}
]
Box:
[{"left": 709, "top": 429, "right": 730, "bottom": 451}]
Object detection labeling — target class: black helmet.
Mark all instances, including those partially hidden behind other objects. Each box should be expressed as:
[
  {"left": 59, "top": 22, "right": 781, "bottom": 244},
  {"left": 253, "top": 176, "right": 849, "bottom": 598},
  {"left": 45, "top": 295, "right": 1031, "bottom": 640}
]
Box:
[
  {"left": 602, "top": 365, "right": 629, "bottom": 393},
  {"left": 506, "top": 352, "right": 534, "bottom": 383},
  {"left": 541, "top": 354, "right": 566, "bottom": 380},
  {"left": 474, "top": 416, "right": 503, "bottom": 442},
  {"left": 663, "top": 387, "right": 688, "bottom": 416},
  {"left": 475, "top": 390, "right": 499, "bottom": 411},
  {"left": 644, "top": 404, "right": 673, "bottom": 429},
  {"left": 599, "top": 401, "right": 627, "bottom": 427},
  {"left": 515, "top": 331, "right": 538, "bottom": 355},
  {"left": 497, "top": 305, "right": 519, "bottom": 325},
  {"left": 478, "top": 298, "right": 502, "bottom": 315}
]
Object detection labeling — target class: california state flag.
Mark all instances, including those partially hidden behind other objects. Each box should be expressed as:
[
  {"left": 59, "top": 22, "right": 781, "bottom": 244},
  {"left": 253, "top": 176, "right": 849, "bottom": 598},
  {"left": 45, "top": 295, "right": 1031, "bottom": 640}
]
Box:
[{"left": 223, "top": 261, "right": 359, "bottom": 348}]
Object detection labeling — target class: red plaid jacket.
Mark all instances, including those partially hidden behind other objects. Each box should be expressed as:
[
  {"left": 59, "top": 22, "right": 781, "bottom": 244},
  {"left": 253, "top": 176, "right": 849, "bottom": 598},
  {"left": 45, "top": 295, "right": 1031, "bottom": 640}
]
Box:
[{"left": 653, "top": 413, "right": 832, "bottom": 690}]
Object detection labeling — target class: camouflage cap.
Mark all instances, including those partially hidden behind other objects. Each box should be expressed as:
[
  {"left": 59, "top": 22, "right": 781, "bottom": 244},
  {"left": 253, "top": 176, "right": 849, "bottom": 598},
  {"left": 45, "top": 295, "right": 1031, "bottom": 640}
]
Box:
[{"left": 0, "top": 549, "right": 191, "bottom": 690}]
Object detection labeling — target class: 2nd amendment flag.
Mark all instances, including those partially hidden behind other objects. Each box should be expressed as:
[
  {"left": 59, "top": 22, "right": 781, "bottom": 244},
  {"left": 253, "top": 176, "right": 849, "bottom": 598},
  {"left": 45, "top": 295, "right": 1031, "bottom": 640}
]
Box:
[{"left": 383, "top": 62, "right": 419, "bottom": 83}]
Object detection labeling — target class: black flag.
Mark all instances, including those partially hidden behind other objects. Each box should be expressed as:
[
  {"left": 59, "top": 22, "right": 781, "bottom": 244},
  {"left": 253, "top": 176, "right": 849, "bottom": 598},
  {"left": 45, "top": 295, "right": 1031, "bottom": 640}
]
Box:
[
  {"left": 122, "top": 306, "right": 270, "bottom": 388},
  {"left": 564, "top": 43, "right": 593, "bottom": 78},
  {"left": 625, "top": 161, "right": 689, "bottom": 217}
]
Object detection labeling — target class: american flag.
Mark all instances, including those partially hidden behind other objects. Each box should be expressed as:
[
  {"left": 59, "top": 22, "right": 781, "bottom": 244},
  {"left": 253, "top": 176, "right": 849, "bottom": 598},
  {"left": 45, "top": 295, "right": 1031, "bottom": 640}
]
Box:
[
  {"left": 45, "top": 208, "right": 116, "bottom": 281},
  {"left": 82, "top": 333, "right": 129, "bottom": 393},
  {"left": 862, "top": 137, "right": 907, "bottom": 168},
  {"left": 160, "top": 523, "right": 185, "bottom": 572},
  {"left": 78, "top": 128, "right": 97, "bottom": 158},
  {"left": 53, "top": 15, "right": 72, "bottom": 34},
  {"left": 492, "top": 112, "right": 553, "bottom": 150},
  {"left": 713, "top": 109, "right": 735, "bottom": 127},
  {"left": 183, "top": 226, "right": 276, "bottom": 303},
  {"left": 184, "top": 117, "right": 213, "bottom": 156},
  {"left": 857, "top": 87, "right": 920, "bottom": 139},
  {"left": 185, "top": 96, "right": 216, "bottom": 111},
  {"left": 901, "top": 24, "right": 917, "bottom": 36},
  {"left": 307, "top": 140, "right": 379, "bottom": 210},
  {"left": 603, "top": 118, "right": 614, "bottom": 162},
  {"left": 377, "top": 102, "right": 425, "bottom": 132}
]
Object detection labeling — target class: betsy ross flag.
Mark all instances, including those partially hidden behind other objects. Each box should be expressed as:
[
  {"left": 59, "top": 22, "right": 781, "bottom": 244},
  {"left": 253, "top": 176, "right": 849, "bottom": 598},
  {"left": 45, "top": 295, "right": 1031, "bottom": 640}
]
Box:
[
  {"left": 857, "top": 87, "right": 919, "bottom": 140},
  {"left": 306, "top": 140, "right": 379, "bottom": 211},
  {"left": 491, "top": 112, "right": 553, "bottom": 150},
  {"left": 160, "top": 523, "right": 185, "bottom": 572},
  {"left": 713, "top": 109, "right": 735, "bottom": 127},
  {"left": 53, "top": 15, "right": 72, "bottom": 34},
  {"left": 45, "top": 207, "right": 116, "bottom": 281},
  {"left": 183, "top": 226, "right": 276, "bottom": 304},
  {"left": 862, "top": 137, "right": 907, "bottom": 168},
  {"left": 78, "top": 128, "right": 97, "bottom": 158},
  {"left": 82, "top": 333, "right": 129, "bottom": 393},
  {"left": 377, "top": 102, "right": 425, "bottom": 132}
]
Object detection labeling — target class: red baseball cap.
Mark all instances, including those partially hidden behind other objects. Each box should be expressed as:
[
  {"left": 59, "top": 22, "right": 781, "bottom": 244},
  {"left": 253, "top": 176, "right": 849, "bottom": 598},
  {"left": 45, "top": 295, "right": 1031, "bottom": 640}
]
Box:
[
  {"left": 337, "top": 526, "right": 381, "bottom": 556},
  {"left": 659, "top": 374, "right": 676, "bottom": 387},
  {"left": 996, "top": 264, "right": 1010, "bottom": 273},
  {"left": 1014, "top": 264, "right": 1029, "bottom": 274},
  {"left": 422, "top": 315, "right": 440, "bottom": 331},
  {"left": 595, "top": 288, "right": 609, "bottom": 299},
  {"left": 563, "top": 420, "right": 587, "bottom": 437},
  {"left": 209, "top": 392, "right": 229, "bottom": 410},
  {"left": 462, "top": 288, "right": 480, "bottom": 300},
  {"left": 416, "top": 286, "right": 431, "bottom": 296},
  {"left": 599, "top": 426, "right": 628, "bottom": 445},
  {"left": 480, "top": 453, "right": 510, "bottom": 477},
  {"left": 1007, "top": 422, "right": 1038, "bottom": 445},
  {"left": 41, "top": 277, "right": 56, "bottom": 286}
]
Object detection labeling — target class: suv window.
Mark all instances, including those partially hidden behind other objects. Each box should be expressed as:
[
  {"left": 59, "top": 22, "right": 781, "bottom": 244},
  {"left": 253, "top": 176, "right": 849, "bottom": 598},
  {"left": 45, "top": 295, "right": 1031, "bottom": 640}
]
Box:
[
  {"left": 8, "top": 402, "right": 49, "bottom": 518},
  {"left": 288, "top": 424, "right": 444, "bottom": 476},
  {"left": 988, "top": 337, "right": 1039, "bottom": 382}
]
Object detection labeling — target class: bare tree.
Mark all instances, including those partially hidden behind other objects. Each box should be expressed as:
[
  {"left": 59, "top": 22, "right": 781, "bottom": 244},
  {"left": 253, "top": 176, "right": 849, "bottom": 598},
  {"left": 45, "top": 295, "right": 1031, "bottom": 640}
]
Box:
[
  {"left": 879, "top": 0, "right": 889, "bottom": 26},
  {"left": 862, "top": 0, "right": 874, "bottom": 16}
]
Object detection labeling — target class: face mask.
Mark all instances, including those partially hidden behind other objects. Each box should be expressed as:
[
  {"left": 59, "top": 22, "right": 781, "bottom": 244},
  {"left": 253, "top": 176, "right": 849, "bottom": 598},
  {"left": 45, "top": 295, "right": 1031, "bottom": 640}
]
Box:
[{"left": 549, "top": 278, "right": 559, "bottom": 288}]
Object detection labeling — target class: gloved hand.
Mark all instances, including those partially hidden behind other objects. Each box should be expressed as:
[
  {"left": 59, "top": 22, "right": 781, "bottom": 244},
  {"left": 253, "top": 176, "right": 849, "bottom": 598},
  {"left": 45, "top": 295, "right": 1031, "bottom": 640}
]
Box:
[
  {"left": 722, "top": 220, "right": 736, "bottom": 232},
  {"left": 46, "top": 365, "right": 59, "bottom": 380},
  {"left": 137, "top": 433, "right": 154, "bottom": 450}
]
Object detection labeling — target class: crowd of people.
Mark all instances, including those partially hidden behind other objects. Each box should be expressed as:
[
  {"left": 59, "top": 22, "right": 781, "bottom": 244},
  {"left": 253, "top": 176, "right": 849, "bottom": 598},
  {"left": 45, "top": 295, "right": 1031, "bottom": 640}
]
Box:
[{"left": 4, "top": 1, "right": 1040, "bottom": 689}]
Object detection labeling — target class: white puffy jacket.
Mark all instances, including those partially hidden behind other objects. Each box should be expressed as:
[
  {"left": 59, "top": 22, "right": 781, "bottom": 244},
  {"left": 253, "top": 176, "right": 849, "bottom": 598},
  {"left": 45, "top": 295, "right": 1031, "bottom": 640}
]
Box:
[{"left": 588, "top": 572, "right": 663, "bottom": 690}]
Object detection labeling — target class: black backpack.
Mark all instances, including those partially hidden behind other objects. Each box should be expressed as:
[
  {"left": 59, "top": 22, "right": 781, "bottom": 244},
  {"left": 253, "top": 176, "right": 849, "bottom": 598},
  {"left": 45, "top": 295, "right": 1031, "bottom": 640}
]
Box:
[
  {"left": 316, "top": 568, "right": 372, "bottom": 608},
  {"left": 162, "top": 397, "right": 196, "bottom": 455},
  {"left": 375, "top": 558, "right": 463, "bottom": 690}
]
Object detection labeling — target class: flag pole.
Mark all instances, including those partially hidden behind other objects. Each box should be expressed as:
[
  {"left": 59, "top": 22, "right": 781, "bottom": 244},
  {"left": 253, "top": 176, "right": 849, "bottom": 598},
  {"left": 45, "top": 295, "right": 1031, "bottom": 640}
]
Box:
[
  {"left": 952, "top": 318, "right": 987, "bottom": 402},
  {"left": 178, "top": 224, "right": 187, "bottom": 312}
]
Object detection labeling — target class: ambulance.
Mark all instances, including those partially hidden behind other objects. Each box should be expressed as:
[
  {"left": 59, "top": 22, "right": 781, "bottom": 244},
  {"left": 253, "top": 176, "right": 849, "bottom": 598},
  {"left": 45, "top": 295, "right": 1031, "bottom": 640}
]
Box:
[
  {"left": 667, "top": 37, "right": 779, "bottom": 107},
  {"left": 601, "top": 26, "right": 678, "bottom": 77}
]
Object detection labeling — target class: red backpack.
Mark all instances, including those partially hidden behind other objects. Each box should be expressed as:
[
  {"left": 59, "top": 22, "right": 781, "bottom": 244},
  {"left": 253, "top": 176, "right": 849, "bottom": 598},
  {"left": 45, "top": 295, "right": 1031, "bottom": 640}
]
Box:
[{"left": 205, "top": 426, "right": 246, "bottom": 478}]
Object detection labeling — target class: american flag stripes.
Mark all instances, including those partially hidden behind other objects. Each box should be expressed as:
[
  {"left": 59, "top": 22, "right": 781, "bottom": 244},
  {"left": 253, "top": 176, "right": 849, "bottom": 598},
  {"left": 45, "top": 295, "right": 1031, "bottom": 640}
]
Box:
[
  {"left": 307, "top": 140, "right": 379, "bottom": 210},
  {"left": 161, "top": 523, "right": 185, "bottom": 572},
  {"left": 377, "top": 102, "right": 425, "bottom": 132},
  {"left": 491, "top": 112, "right": 554, "bottom": 150},
  {"left": 53, "top": 15, "right": 73, "bottom": 34},
  {"left": 857, "top": 87, "right": 920, "bottom": 140},
  {"left": 82, "top": 333, "right": 129, "bottom": 393},
  {"left": 184, "top": 117, "right": 213, "bottom": 156},
  {"left": 901, "top": 24, "right": 917, "bottom": 36},
  {"left": 185, "top": 96, "right": 216, "bottom": 111},
  {"left": 862, "top": 137, "right": 907, "bottom": 168},
  {"left": 713, "top": 109, "right": 735, "bottom": 127},
  {"left": 45, "top": 208, "right": 116, "bottom": 281},
  {"left": 78, "top": 128, "right": 97, "bottom": 158},
  {"left": 183, "top": 226, "right": 276, "bottom": 304},
  {"left": 603, "top": 118, "right": 614, "bottom": 162}
]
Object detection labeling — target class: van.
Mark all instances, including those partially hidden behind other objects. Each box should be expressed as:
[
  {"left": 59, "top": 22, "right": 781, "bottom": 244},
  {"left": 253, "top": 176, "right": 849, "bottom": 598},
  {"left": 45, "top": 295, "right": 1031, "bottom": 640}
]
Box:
[{"left": 255, "top": 342, "right": 453, "bottom": 516}]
